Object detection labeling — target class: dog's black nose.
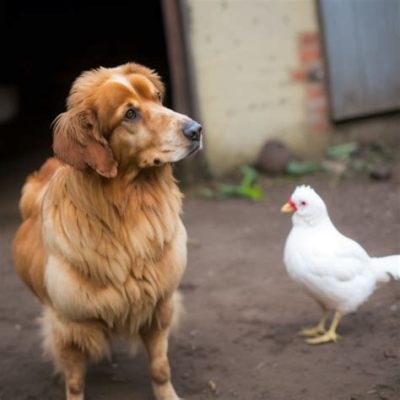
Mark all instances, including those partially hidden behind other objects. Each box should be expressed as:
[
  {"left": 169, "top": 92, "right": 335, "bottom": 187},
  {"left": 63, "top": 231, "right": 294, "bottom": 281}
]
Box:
[{"left": 182, "top": 120, "right": 202, "bottom": 141}]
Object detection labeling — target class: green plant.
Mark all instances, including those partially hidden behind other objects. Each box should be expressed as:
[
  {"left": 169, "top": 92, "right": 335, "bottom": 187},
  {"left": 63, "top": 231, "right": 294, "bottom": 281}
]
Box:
[{"left": 219, "top": 165, "right": 264, "bottom": 201}]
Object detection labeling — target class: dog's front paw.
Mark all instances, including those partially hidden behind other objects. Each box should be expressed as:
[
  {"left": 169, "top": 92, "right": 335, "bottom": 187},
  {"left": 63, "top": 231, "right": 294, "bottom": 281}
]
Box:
[{"left": 152, "top": 381, "right": 182, "bottom": 400}]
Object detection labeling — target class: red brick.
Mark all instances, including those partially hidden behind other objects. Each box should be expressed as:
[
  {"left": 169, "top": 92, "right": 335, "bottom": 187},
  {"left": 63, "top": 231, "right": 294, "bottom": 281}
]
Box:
[
  {"left": 291, "top": 69, "right": 306, "bottom": 82},
  {"left": 300, "top": 48, "right": 321, "bottom": 63}
]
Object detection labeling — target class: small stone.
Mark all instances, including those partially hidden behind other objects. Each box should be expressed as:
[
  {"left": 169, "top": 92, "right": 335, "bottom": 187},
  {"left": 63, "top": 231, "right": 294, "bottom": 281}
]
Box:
[
  {"left": 321, "top": 159, "right": 347, "bottom": 175},
  {"left": 369, "top": 164, "right": 392, "bottom": 181},
  {"left": 208, "top": 379, "right": 217, "bottom": 393},
  {"left": 383, "top": 349, "right": 397, "bottom": 359}
]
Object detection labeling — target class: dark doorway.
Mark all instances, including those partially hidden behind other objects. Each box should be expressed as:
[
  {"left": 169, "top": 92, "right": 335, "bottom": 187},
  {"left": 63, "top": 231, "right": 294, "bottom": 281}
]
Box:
[{"left": 0, "top": 1, "right": 171, "bottom": 160}]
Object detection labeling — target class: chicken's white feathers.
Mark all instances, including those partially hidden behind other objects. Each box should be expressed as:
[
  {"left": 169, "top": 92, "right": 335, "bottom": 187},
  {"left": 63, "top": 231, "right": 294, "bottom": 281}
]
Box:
[
  {"left": 283, "top": 185, "right": 400, "bottom": 315},
  {"left": 371, "top": 255, "right": 400, "bottom": 281}
]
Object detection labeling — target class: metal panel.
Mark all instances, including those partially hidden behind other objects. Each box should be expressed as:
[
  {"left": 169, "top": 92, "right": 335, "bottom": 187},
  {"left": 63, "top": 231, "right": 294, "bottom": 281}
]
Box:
[{"left": 320, "top": 0, "right": 400, "bottom": 121}]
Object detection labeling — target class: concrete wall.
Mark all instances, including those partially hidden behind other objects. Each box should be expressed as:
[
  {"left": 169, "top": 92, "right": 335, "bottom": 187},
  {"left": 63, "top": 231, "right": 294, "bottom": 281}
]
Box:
[{"left": 185, "top": 0, "right": 328, "bottom": 176}]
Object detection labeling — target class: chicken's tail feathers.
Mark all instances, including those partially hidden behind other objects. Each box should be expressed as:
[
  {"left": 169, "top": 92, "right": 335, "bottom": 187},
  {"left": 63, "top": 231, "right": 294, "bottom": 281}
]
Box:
[{"left": 371, "top": 255, "right": 400, "bottom": 282}]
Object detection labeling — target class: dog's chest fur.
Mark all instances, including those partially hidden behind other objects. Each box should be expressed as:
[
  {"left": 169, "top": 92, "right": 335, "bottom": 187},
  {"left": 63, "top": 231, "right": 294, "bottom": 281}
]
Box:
[{"left": 42, "top": 166, "right": 186, "bottom": 333}]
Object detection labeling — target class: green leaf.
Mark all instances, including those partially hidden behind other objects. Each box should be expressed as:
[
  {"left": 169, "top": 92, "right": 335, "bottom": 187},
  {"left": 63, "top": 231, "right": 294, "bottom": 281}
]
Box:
[
  {"left": 240, "top": 165, "right": 259, "bottom": 187},
  {"left": 218, "top": 165, "right": 265, "bottom": 201},
  {"left": 325, "top": 142, "right": 358, "bottom": 160},
  {"left": 239, "top": 185, "right": 264, "bottom": 201},
  {"left": 219, "top": 184, "right": 241, "bottom": 196},
  {"left": 286, "top": 160, "right": 321, "bottom": 176},
  {"left": 198, "top": 187, "right": 215, "bottom": 198}
]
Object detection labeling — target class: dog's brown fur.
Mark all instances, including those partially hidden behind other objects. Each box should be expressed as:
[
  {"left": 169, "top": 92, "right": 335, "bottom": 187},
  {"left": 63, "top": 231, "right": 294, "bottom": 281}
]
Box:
[{"left": 13, "top": 63, "right": 202, "bottom": 400}]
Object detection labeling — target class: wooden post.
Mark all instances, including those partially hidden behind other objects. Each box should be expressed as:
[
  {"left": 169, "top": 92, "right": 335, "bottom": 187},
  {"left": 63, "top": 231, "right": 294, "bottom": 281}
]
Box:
[{"left": 161, "top": 0, "right": 209, "bottom": 184}]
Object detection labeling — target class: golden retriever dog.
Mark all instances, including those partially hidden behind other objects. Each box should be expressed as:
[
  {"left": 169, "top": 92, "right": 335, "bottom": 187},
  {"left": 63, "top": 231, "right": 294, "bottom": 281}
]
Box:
[{"left": 13, "top": 62, "right": 202, "bottom": 400}]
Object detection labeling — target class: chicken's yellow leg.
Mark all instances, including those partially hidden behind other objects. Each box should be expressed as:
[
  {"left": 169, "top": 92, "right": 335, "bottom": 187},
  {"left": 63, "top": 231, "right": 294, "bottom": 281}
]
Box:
[
  {"left": 297, "top": 310, "right": 329, "bottom": 337},
  {"left": 306, "top": 311, "right": 342, "bottom": 345}
]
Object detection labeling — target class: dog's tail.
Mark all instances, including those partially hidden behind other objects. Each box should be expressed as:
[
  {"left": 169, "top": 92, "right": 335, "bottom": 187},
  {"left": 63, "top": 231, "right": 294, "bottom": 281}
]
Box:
[{"left": 19, "top": 157, "right": 61, "bottom": 220}]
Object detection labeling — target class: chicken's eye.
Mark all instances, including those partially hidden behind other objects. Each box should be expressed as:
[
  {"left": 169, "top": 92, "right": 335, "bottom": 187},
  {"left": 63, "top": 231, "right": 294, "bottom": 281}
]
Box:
[{"left": 301, "top": 201, "right": 307, "bottom": 206}]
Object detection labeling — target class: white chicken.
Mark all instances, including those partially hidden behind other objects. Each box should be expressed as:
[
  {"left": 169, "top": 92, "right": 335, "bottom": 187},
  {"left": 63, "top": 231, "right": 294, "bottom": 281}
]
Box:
[{"left": 282, "top": 185, "right": 400, "bottom": 344}]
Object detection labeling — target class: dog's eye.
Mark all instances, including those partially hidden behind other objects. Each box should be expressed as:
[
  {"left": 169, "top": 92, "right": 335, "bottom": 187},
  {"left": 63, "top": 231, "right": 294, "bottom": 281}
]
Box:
[{"left": 125, "top": 109, "right": 137, "bottom": 120}]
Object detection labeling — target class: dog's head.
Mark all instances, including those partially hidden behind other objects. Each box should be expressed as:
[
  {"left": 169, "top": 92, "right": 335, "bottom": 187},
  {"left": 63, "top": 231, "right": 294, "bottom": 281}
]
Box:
[{"left": 53, "top": 63, "right": 202, "bottom": 178}]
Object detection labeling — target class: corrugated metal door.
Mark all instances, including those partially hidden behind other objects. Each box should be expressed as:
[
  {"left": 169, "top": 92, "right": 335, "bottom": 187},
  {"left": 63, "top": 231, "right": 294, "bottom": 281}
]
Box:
[{"left": 320, "top": 0, "right": 400, "bottom": 121}]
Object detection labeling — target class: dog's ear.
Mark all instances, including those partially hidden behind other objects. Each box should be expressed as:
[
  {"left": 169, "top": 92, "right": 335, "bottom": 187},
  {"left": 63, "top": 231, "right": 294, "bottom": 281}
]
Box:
[{"left": 52, "top": 109, "right": 118, "bottom": 178}]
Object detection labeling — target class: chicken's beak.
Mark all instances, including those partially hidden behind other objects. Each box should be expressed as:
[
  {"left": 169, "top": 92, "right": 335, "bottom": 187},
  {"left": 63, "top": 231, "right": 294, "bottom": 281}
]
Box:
[{"left": 281, "top": 202, "right": 296, "bottom": 213}]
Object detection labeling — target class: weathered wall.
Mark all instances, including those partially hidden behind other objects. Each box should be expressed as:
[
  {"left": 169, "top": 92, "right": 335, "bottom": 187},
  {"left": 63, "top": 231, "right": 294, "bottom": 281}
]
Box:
[{"left": 185, "top": 0, "right": 329, "bottom": 175}]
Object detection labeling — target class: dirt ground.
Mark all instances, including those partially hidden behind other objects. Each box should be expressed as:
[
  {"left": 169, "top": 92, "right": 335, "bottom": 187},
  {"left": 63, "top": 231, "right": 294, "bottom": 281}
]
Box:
[{"left": 1, "top": 155, "right": 399, "bottom": 400}]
